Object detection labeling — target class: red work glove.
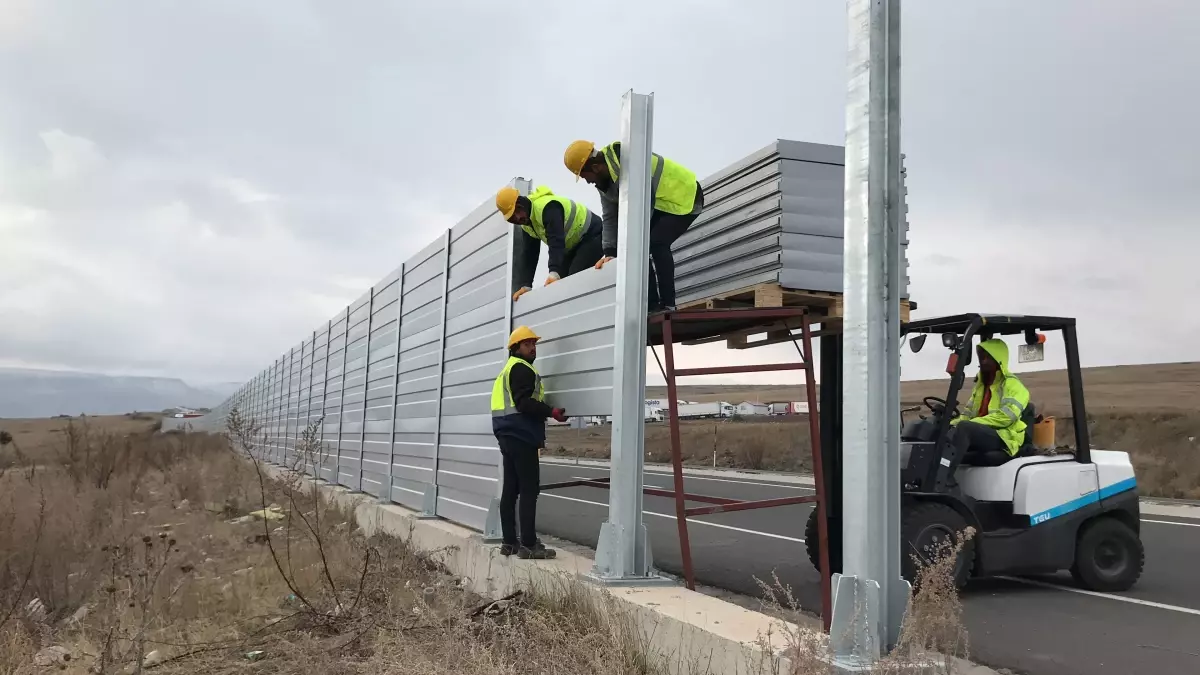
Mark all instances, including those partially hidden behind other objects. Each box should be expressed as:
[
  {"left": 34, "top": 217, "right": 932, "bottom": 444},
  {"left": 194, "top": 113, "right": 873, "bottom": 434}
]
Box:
[{"left": 551, "top": 408, "right": 568, "bottom": 423}]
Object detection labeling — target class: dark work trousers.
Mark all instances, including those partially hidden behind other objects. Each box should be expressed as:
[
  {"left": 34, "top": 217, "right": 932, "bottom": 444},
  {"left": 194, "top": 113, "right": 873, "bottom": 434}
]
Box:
[
  {"left": 953, "top": 421, "right": 1010, "bottom": 466},
  {"left": 562, "top": 230, "right": 604, "bottom": 277},
  {"left": 497, "top": 435, "right": 541, "bottom": 547},
  {"left": 647, "top": 209, "right": 700, "bottom": 308}
]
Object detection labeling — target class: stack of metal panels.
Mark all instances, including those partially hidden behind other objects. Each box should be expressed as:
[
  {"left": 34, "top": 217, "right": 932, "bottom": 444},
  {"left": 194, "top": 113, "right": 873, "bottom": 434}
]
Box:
[{"left": 673, "top": 139, "right": 909, "bottom": 307}]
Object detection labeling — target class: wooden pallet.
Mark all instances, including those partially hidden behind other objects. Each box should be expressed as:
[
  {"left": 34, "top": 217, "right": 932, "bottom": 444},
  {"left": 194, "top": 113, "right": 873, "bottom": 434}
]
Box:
[{"left": 677, "top": 282, "right": 913, "bottom": 349}]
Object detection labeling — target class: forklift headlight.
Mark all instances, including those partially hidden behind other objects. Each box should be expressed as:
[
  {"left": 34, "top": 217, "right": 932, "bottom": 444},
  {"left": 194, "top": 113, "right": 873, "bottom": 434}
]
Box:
[{"left": 941, "top": 332, "right": 958, "bottom": 349}]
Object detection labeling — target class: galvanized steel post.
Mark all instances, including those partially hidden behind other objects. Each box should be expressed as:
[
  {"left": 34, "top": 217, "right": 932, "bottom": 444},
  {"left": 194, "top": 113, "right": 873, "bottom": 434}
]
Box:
[
  {"left": 335, "top": 310, "right": 350, "bottom": 484},
  {"left": 383, "top": 266, "right": 404, "bottom": 503},
  {"left": 317, "top": 321, "right": 331, "bottom": 481},
  {"left": 305, "top": 330, "right": 316, "bottom": 476},
  {"left": 829, "top": 0, "right": 910, "bottom": 665},
  {"left": 359, "top": 289, "right": 375, "bottom": 492},
  {"left": 484, "top": 177, "right": 532, "bottom": 542},
  {"left": 590, "top": 90, "right": 663, "bottom": 584},
  {"left": 420, "top": 229, "right": 453, "bottom": 518}
]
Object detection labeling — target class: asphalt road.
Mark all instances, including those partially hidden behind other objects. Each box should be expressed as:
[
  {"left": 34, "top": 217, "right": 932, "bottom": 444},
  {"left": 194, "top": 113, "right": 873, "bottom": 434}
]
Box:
[{"left": 533, "top": 461, "right": 1200, "bottom": 675}]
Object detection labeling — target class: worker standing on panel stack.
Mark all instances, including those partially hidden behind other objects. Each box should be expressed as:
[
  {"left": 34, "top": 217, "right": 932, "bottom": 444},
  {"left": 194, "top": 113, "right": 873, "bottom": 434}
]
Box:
[
  {"left": 496, "top": 186, "right": 604, "bottom": 302},
  {"left": 563, "top": 140, "right": 705, "bottom": 311},
  {"left": 490, "top": 326, "right": 568, "bottom": 559}
]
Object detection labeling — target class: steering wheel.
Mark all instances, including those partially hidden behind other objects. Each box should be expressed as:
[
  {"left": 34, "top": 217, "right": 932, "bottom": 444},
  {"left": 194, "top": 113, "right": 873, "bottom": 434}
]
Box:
[{"left": 922, "top": 396, "right": 959, "bottom": 419}]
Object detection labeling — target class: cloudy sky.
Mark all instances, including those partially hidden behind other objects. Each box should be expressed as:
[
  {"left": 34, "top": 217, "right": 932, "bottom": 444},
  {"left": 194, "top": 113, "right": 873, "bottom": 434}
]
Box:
[{"left": 0, "top": 0, "right": 1195, "bottom": 389}]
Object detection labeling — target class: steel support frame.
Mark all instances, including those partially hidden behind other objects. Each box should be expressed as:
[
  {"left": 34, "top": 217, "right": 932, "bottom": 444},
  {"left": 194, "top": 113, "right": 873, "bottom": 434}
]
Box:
[
  {"left": 334, "top": 311, "right": 350, "bottom": 486},
  {"left": 382, "top": 266, "right": 405, "bottom": 504},
  {"left": 358, "top": 289, "right": 375, "bottom": 493},
  {"left": 420, "top": 229, "right": 453, "bottom": 519},
  {"left": 830, "top": 0, "right": 909, "bottom": 665},
  {"left": 651, "top": 307, "right": 830, "bottom": 627},
  {"left": 589, "top": 90, "right": 664, "bottom": 585}
]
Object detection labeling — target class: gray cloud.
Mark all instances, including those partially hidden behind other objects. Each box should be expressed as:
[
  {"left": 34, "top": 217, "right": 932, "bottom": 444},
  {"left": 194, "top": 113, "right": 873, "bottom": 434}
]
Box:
[{"left": 0, "top": 0, "right": 1195, "bottom": 385}]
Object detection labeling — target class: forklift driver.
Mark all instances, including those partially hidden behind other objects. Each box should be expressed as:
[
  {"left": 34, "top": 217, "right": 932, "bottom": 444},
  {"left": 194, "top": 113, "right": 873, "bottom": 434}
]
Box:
[{"left": 949, "top": 339, "right": 1031, "bottom": 467}]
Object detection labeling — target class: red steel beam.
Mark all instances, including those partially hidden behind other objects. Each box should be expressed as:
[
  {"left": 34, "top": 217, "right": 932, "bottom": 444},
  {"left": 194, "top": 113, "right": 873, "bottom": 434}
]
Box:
[
  {"left": 673, "top": 362, "right": 807, "bottom": 377},
  {"left": 662, "top": 317, "right": 697, "bottom": 591},
  {"left": 684, "top": 494, "right": 817, "bottom": 517}
]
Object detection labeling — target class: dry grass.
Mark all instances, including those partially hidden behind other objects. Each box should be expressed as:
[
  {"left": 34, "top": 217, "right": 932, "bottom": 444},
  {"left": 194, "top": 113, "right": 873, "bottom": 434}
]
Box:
[
  {"left": 749, "top": 528, "right": 974, "bottom": 674},
  {"left": 0, "top": 412, "right": 673, "bottom": 675}
]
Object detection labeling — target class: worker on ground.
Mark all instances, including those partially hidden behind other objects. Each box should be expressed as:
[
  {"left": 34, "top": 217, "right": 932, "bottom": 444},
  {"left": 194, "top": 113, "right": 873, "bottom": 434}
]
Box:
[
  {"left": 563, "top": 140, "right": 705, "bottom": 311},
  {"left": 490, "top": 326, "right": 568, "bottom": 559},
  {"left": 949, "top": 339, "right": 1030, "bottom": 467},
  {"left": 496, "top": 186, "right": 604, "bottom": 302}
]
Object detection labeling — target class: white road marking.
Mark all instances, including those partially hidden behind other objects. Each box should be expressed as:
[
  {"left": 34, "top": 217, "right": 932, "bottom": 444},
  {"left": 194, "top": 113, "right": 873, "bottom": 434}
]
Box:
[
  {"left": 561, "top": 464, "right": 814, "bottom": 491},
  {"left": 542, "top": 493, "right": 806, "bottom": 543},
  {"left": 998, "top": 577, "right": 1200, "bottom": 616},
  {"left": 1142, "top": 518, "right": 1200, "bottom": 528}
]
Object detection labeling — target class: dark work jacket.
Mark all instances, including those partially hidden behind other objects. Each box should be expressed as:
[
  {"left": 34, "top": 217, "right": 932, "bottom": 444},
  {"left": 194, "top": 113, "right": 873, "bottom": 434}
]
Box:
[
  {"left": 511, "top": 202, "right": 603, "bottom": 292},
  {"left": 492, "top": 356, "right": 555, "bottom": 448}
]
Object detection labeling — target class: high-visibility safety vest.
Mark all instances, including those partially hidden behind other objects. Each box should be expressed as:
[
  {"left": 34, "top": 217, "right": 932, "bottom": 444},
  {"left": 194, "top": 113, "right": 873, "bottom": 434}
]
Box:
[
  {"left": 490, "top": 355, "right": 547, "bottom": 446},
  {"left": 523, "top": 186, "right": 591, "bottom": 251},
  {"left": 490, "top": 356, "right": 545, "bottom": 418},
  {"left": 599, "top": 142, "right": 698, "bottom": 216},
  {"left": 951, "top": 339, "right": 1031, "bottom": 456}
]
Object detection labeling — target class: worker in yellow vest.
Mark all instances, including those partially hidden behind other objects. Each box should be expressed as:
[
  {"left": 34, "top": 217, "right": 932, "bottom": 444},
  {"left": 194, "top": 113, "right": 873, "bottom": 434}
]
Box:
[
  {"left": 490, "top": 326, "right": 567, "bottom": 559},
  {"left": 563, "top": 140, "right": 705, "bottom": 311},
  {"left": 496, "top": 186, "right": 604, "bottom": 302}
]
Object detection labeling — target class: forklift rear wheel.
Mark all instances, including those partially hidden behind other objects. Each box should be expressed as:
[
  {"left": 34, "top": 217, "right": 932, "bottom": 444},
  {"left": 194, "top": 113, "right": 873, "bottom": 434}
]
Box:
[
  {"left": 901, "top": 502, "right": 975, "bottom": 589},
  {"left": 1070, "top": 517, "right": 1144, "bottom": 592}
]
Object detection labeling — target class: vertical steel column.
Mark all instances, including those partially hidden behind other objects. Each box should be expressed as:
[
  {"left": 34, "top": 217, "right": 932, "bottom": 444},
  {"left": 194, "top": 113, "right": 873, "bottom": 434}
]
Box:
[
  {"left": 358, "top": 289, "right": 375, "bottom": 492},
  {"left": 383, "top": 267, "right": 405, "bottom": 503},
  {"left": 484, "top": 177, "right": 532, "bottom": 541},
  {"left": 316, "top": 320, "right": 331, "bottom": 482},
  {"left": 590, "top": 90, "right": 664, "bottom": 584},
  {"left": 420, "top": 229, "right": 453, "bottom": 518},
  {"left": 305, "top": 330, "right": 316, "bottom": 477},
  {"left": 830, "top": 0, "right": 909, "bottom": 664},
  {"left": 284, "top": 348, "right": 296, "bottom": 466},
  {"left": 335, "top": 308, "right": 350, "bottom": 485}
]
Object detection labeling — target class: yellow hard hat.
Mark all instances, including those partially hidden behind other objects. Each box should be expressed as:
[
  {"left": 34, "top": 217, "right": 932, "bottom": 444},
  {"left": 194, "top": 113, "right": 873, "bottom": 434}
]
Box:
[
  {"left": 564, "top": 140, "right": 596, "bottom": 179},
  {"left": 507, "top": 325, "right": 541, "bottom": 350},
  {"left": 495, "top": 186, "right": 519, "bottom": 220}
]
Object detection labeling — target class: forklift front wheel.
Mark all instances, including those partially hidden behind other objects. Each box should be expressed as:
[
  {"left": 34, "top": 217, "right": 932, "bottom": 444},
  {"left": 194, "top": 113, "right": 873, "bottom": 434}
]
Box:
[
  {"left": 1070, "top": 517, "right": 1145, "bottom": 592},
  {"left": 901, "top": 502, "right": 975, "bottom": 589}
]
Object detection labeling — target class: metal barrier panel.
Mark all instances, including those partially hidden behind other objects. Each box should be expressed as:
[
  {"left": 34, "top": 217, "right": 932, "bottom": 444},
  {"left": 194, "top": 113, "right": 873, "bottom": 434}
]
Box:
[
  {"left": 393, "top": 237, "right": 446, "bottom": 510},
  {"left": 339, "top": 289, "right": 372, "bottom": 488},
  {"left": 673, "top": 139, "right": 911, "bottom": 306},
  {"left": 433, "top": 202, "right": 510, "bottom": 530},
  {"left": 299, "top": 334, "right": 315, "bottom": 472},
  {"left": 362, "top": 267, "right": 402, "bottom": 498},
  {"left": 323, "top": 308, "right": 348, "bottom": 481},
  {"left": 512, "top": 264, "right": 618, "bottom": 417}
]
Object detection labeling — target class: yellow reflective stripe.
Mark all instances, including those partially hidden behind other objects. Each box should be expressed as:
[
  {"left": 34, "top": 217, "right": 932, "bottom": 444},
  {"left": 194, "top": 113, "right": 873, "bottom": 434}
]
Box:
[{"left": 603, "top": 145, "right": 621, "bottom": 180}]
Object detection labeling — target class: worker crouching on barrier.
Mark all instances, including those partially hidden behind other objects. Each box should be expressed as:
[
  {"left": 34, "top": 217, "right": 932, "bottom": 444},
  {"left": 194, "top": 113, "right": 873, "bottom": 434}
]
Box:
[
  {"left": 496, "top": 186, "right": 604, "bottom": 303},
  {"left": 490, "top": 326, "right": 568, "bottom": 559},
  {"left": 563, "top": 139, "right": 705, "bottom": 311}
]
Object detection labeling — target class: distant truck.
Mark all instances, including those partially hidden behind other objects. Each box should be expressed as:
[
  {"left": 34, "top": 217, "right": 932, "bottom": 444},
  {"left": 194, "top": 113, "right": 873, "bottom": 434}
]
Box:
[
  {"left": 644, "top": 405, "right": 664, "bottom": 423},
  {"left": 768, "top": 401, "right": 814, "bottom": 415},
  {"left": 677, "top": 402, "right": 735, "bottom": 419}
]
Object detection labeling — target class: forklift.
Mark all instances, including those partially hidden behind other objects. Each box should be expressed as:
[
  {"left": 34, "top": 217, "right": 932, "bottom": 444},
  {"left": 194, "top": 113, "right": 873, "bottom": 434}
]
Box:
[{"left": 806, "top": 314, "right": 1144, "bottom": 591}]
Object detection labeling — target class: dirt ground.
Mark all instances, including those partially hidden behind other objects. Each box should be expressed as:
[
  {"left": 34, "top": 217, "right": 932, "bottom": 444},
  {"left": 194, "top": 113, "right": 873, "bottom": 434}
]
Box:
[{"left": 561, "top": 362, "right": 1200, "bottom": 499}]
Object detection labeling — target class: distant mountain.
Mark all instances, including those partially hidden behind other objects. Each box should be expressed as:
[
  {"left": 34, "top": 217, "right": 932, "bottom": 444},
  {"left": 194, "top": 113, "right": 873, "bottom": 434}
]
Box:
[{"left": 0, "top": 367, "right": 228, "bottom": 419}]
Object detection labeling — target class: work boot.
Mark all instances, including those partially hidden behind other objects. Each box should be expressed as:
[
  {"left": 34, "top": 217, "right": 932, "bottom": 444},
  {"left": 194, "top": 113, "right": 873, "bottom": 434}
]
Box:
[
  {"left": 518, "top": 544, "right": 557, "bottom": 560},
  {"left": 498, "top": 543, "right": 518, "bottom": 556}
]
